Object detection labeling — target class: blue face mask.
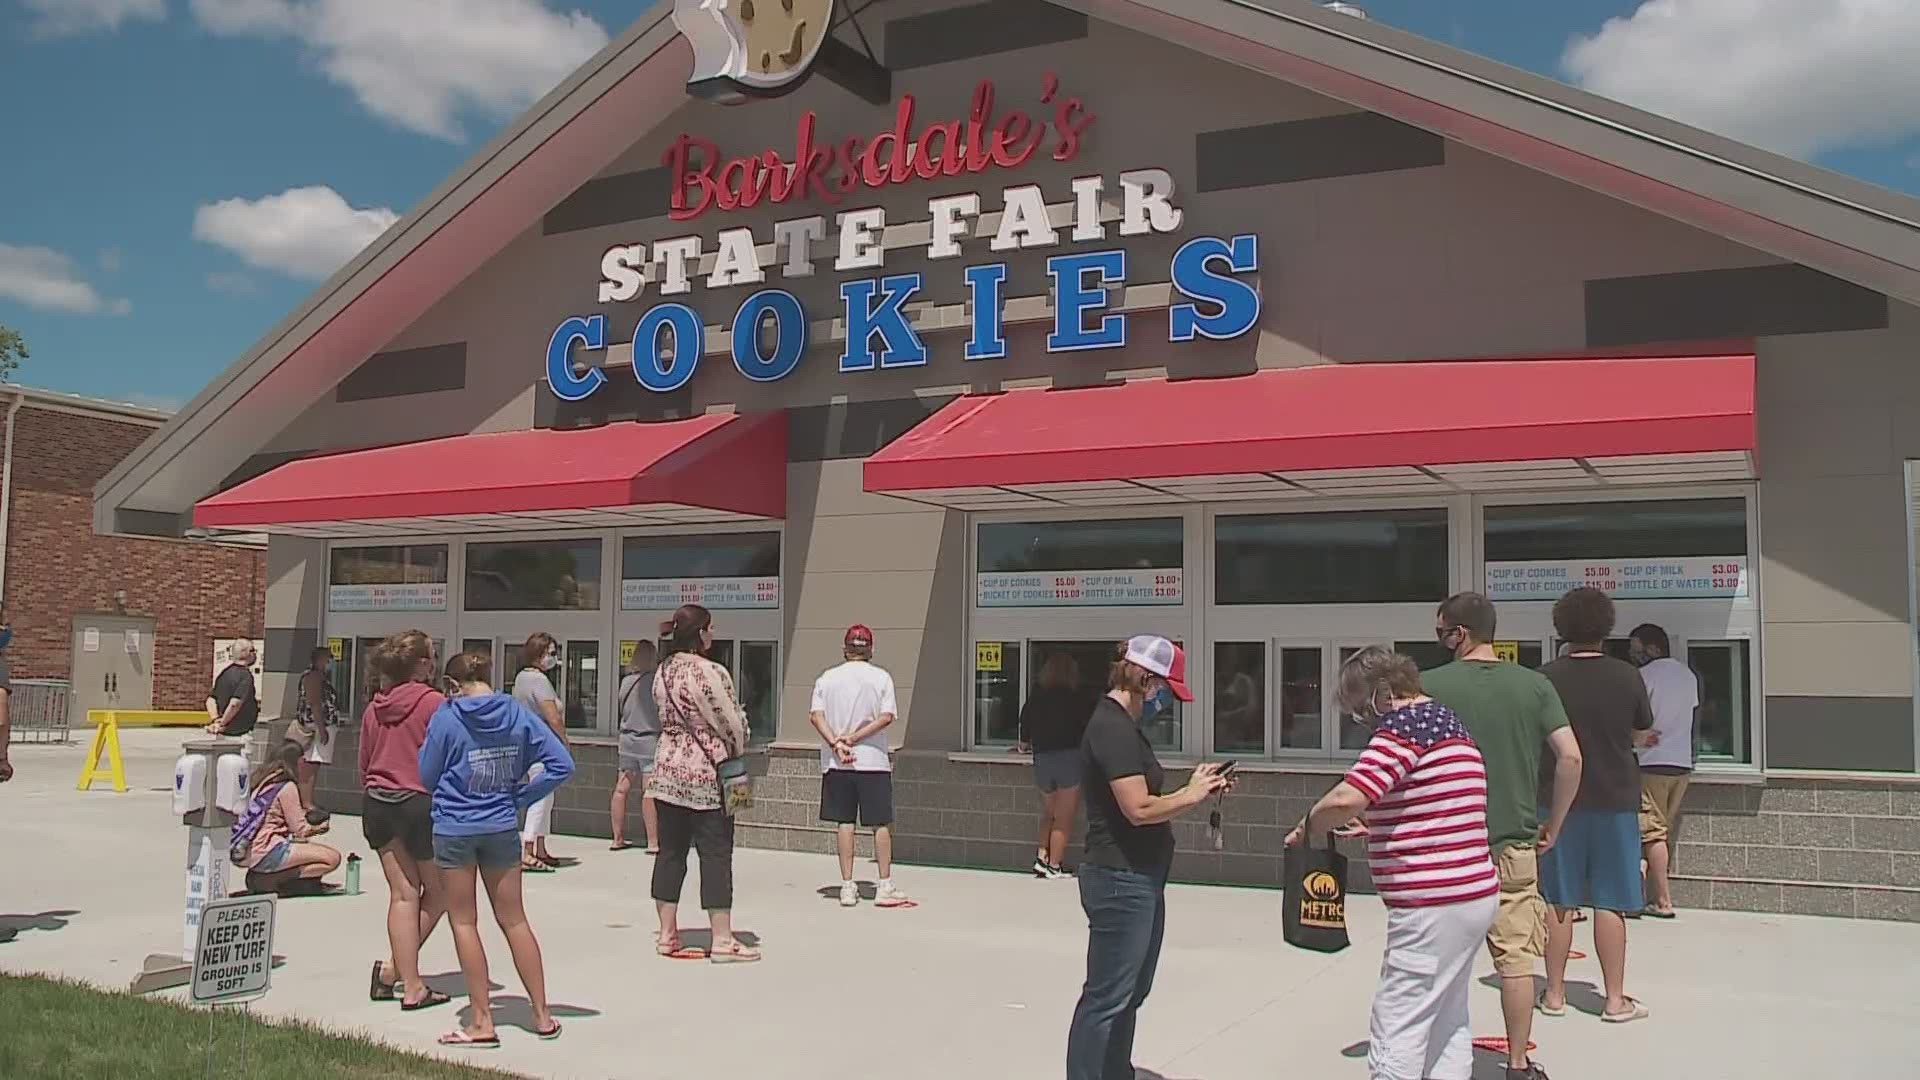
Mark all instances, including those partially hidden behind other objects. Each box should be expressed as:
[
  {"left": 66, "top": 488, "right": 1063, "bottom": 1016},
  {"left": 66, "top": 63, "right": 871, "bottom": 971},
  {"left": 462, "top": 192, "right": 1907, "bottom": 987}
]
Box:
[
  {"left": 0, "top": 625, "right": 12, "bottom": 650},
  {"left": 1141, "top": 683, "right": 1172, "bottom": 721}
]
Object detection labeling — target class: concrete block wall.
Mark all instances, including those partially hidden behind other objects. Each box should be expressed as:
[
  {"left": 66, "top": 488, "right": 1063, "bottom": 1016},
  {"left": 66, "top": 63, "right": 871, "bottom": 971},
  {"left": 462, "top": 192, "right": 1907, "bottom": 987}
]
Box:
[
  {"left": 1668, "top": 777, "right": 1920, "bottom": 921},
  {"left": 306, "top": 737, "right": 1920, "bottom": 923}
]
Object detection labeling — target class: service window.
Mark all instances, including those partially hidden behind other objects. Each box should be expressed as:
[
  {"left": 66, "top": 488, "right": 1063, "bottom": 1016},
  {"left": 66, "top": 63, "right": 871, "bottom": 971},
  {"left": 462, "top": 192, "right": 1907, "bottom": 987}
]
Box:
[
  {"left": 465, "top": 539, "right": 602, "bottom": 611},
  {"left": 1216, "top": 509, "right": 1448, "bottom": 605},
  {"left": 328, "top": 544, "right": 449, "bottom": 612},
  {"left": 1480, "top": 494, "right": 1757, "bottom": 766}
]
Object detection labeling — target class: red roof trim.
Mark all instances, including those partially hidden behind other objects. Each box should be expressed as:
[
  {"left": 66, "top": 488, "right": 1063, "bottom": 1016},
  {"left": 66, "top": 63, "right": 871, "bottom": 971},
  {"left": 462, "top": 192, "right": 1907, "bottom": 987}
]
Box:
[
  {"left": 864, "top": 355, "right": 1754, "bottom": 493},
  {"left": 194, "top": 412, "right": 786, "bottom": 527}
]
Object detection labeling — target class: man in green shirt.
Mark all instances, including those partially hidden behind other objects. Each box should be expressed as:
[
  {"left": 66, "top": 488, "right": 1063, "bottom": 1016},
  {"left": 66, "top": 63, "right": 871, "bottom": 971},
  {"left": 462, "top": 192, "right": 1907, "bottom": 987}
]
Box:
[{"left": 1422, "top": 592, "right": 1583, "bottom": 1080}]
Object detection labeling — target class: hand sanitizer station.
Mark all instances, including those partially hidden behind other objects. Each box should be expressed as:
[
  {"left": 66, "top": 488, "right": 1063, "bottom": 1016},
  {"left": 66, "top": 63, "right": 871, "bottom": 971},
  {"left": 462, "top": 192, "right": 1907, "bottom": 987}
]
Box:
[{"left": 132, "top": 738, "right": 251, "bottom": 993}]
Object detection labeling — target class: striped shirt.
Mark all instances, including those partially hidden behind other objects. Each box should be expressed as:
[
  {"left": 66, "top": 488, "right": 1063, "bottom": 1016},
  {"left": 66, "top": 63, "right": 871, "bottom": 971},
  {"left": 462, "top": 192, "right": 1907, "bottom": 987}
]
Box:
[{"left": 1344, "top": 700, "right": 1499, "bottom": 909}]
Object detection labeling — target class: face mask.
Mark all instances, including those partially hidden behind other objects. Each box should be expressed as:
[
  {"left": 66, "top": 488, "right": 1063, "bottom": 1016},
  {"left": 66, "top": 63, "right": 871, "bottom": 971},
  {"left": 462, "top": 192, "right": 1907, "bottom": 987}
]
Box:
[
  {"left": 0, "top": 625, "right": 15, "bottom": 650},
  {"left": 541, "top": 651, "right": 560, "bottom": 671}
]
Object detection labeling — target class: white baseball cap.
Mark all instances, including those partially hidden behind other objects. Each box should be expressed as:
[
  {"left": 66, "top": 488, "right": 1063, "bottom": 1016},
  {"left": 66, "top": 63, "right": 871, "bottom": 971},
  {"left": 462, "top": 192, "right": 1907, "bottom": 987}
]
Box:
[{"left": 1122, "top": 635, "right": 1192, "bottom": 702}]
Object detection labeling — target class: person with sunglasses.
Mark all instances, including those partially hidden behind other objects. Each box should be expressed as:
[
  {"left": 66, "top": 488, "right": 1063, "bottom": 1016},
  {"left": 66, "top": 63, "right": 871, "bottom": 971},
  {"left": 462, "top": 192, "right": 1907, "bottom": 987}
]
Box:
[
  {"left": 1066, "top": 636, "right": 1232, "bottom": 1080},
  {"left": 1421, "top": 592, "right": 1582, "bottom": 1080}
]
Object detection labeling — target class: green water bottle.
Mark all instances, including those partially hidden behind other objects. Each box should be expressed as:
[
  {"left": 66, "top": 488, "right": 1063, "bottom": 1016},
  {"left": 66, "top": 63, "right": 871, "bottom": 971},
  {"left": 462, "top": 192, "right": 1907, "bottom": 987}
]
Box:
[{"left": 345, "top": 854, "right": 361, "bottom": 896}]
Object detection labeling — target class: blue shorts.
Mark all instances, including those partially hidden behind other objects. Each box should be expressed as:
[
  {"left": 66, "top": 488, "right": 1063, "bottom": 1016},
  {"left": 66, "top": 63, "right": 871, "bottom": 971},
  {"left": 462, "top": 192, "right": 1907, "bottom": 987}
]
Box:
[
  {"left": 1538, "top": 808, "right": 1644, "bottom": 913},
  {"left": 252, "top": 840, "right": 292, "bottom": 873},
  {"left": 433, "top": 829, "right": 522, "bottom": 871}
]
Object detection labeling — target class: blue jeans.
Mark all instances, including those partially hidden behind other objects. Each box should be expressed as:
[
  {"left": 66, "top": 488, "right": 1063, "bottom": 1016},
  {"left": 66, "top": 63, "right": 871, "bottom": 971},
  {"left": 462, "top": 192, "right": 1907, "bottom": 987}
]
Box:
[{"left": 1067, "top": 864, "right": 1167, "bottom": 1080}]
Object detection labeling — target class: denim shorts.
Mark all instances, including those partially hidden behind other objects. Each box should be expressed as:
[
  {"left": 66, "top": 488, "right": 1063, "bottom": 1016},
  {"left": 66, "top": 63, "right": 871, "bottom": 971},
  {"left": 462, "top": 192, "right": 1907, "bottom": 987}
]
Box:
[
  {"left": 1538, "top": 808, "right": 1644, "bottom": 913},
  {"left": 433, "top": 829, "right": 522, "bottom": 871},
  {"left": 252, "top": 840, "right": 292, "bottom": 873}
]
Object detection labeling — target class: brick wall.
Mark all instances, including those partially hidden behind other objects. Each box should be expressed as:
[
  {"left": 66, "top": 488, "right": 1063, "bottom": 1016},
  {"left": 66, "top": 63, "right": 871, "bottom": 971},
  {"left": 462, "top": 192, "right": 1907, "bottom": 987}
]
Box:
[{"left": 4, "top": 404, "right": 266, "bottom": 707}]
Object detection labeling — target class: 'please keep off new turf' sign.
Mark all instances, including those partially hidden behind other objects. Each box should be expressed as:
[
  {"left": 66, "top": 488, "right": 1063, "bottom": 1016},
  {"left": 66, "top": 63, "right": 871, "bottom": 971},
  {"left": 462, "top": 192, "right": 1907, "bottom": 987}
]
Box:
[{"left": 191, "top": 895, "right": 275, "bottom": 1005}]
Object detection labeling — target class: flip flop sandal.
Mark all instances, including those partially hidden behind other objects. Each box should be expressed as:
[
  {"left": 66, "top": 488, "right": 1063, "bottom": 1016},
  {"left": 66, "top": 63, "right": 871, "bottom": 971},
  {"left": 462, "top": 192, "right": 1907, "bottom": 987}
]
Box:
[
  {"left": 1642, "top": 907, "right": 1678, "bottom": 919},
  {"left": 708, "top": 943, "right": 762, "bottom": 964},
  {"left": 1602, "top": 997, "right": 1650, "bottom": 1024},
  {"left": 521, "top": 859, "right": 556, "bottom": 874},
  {"left": 401, "top": 989, "right": 452, "bottom": 1012},
  {"left": 437, "top": 1030, "right": 500, "bottom": 1049},
  {"left": 664, "top": 946, "right": 708, "bottom": 960},
  {"left": 369, "top": 961, "right": 397, "bottom": 1002},
  {"left": 535, "top": 1022, "right": 563, "bottom": 1041},
  {"left": 1536, "top": 995, "right": 1567, "bottom": 1017},
  {"left": 643, "top": 847, "right": 660, "bottom": 856},
  {"left": 609, "top": 841, "right": 634, "bottom": 851}
]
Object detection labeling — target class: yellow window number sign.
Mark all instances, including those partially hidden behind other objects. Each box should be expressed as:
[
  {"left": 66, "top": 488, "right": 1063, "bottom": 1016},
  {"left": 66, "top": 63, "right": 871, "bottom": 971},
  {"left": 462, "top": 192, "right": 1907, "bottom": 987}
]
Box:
[
  {"left": 620, "top": 640, "right": 638, "bottom": 668},
  {"left": 976, "top": 642, "right": 1003, "bottom": 673},
  {"left": 1492, "top": 641, "right": 1519, "bottom": 663},
  {"left": 326, "top": 638, "right": 345, "bottom": 662}
]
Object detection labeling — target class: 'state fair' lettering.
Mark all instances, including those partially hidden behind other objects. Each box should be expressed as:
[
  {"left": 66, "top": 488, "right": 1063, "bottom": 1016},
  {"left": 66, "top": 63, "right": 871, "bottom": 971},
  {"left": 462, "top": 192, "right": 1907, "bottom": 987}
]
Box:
[
  {"left": 1485, "top": 557, "right": 1749, "bottom": 601},
  {"left": 977, "top": 569, "right": 1183, "bottom": 608},
  {"left": 545, "top": 77, "right": 1261, "bottom": 401}
]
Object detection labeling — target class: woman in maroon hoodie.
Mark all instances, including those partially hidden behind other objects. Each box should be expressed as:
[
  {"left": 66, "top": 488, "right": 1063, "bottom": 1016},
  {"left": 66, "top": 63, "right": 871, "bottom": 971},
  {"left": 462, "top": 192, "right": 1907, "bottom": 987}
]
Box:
[{"left": 361, "top": 631, "right": 452, "bottom": 1010}]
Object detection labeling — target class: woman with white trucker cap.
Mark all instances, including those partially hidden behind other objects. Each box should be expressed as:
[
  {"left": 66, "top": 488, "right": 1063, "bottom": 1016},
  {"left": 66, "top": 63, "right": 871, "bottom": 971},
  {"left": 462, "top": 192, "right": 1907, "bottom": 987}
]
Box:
[{"left": 1066, "top": 635, "right": 1234, "bottom": 1080}]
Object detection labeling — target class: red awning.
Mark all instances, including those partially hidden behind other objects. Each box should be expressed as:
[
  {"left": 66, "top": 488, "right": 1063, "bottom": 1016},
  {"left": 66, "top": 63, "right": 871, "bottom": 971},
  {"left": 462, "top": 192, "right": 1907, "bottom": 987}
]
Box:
[
  {"left": 195, "top": 412, "right": 785, "bottom": 535},
  {"left": 865, "top": 355, "right": 1754, "bottom": 507}
]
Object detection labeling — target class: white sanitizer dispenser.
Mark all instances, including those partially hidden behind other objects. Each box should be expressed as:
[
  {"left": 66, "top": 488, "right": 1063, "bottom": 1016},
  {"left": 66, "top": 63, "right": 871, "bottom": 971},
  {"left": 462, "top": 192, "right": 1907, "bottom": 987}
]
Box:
[
  {"left": 214, "top": 753, "right": 251, "bottom": 818},
  {"left": 172, "top": 754, "right": 208, "bottom": 819}
]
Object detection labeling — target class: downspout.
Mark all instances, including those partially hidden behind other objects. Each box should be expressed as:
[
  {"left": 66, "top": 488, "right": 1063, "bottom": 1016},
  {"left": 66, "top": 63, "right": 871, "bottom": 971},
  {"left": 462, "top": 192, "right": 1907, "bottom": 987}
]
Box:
[{"left": 0, "top": 390, "right": 25, "bottom": 609}]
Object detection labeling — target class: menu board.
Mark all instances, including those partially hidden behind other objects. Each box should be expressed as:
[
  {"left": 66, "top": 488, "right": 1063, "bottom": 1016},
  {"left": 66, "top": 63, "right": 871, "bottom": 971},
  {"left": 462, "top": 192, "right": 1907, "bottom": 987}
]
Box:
[
  {"left": 622, "top": 576, "right": 779, "bottom": 610},
  {"left": 977, "top": 569, "right": 1183, "bottom": 607},
  {"left": 1485, "top": 557, "right": 1748, "bottom": 601},
  {"left": 327, "top": 583, "right": 447, "bottom": 612}
]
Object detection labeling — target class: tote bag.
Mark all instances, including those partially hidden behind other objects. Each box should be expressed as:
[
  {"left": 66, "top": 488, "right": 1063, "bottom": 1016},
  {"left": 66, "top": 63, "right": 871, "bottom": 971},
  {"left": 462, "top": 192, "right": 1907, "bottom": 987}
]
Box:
[{"left": 1282, "top": 832, "right": 1351, "bottom": 953}]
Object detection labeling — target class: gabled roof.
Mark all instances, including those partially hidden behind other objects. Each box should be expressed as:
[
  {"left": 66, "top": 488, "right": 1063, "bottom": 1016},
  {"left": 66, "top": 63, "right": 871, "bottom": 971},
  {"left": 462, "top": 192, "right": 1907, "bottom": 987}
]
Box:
[{"left": 95, "top": 0, "right": 1920, "bottom": 535}]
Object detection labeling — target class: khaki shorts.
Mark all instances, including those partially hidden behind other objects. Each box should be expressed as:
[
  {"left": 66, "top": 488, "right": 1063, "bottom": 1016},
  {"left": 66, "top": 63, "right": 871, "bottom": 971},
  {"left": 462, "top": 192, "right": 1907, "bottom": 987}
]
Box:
[
  {"left": 1639, "top": 773, "right": 1690, "bottom": 844},
  {"left": 1486, "top": 843, "right": 1546, "bottom": 978}
]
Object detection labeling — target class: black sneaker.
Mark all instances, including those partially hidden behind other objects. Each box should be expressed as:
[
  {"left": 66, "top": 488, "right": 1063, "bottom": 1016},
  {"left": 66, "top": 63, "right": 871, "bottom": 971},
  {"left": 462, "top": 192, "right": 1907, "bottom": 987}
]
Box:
[
  {"left": 1506, "top": 1061, "right": 1550, "bottom": 1080},
  {"left": 1032, "top": 856, "right": 1050, "bottom": 878}
]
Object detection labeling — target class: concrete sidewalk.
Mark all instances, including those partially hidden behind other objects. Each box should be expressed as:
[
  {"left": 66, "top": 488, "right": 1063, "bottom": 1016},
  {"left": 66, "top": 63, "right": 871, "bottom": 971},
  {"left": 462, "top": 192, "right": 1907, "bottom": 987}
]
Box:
[{"left": 4, "top": 729, "right": 1916, "bottom": 1079}]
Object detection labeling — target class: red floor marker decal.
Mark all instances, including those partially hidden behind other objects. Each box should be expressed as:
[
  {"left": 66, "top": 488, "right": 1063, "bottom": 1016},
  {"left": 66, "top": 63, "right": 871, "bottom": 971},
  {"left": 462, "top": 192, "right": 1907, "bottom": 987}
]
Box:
[
  {"left": 877, "top": 899, "right": 920, "bottom": 909},
  {"left": 665, "top": 947, "right": 708, "bottom": 960},
  {"left": 1471, "top": 1037, "right": 1537, "bottom": 1055},
  {"left": 1569, "top": 949, "right": 1588, "bottom": 960}
]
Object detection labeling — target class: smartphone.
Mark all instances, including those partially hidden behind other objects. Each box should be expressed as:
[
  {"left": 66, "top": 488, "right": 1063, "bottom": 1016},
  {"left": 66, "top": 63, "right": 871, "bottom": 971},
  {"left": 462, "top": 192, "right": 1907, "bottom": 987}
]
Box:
[{"left": 1217, "top": 759, "right": 1239, "bottom": 777}]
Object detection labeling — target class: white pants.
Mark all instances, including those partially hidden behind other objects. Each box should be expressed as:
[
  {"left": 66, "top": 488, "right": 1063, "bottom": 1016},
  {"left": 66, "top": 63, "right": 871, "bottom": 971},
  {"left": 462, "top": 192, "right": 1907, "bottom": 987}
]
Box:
[
  {"left": 522, "top": 793, "right": 554, "bottom": 842},
  {"left": 1369, "top": 894, "right": 1499, "bottom": 1080},
  {"left": 520, "top": 761, "right": 552, "bottom": 843}
]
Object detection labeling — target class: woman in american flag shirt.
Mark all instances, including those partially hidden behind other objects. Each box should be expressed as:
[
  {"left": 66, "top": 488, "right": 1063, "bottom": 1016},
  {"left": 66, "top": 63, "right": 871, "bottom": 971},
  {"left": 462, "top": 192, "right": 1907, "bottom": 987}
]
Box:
[{"left": 1287, "top": 646, "right": 1499, "bottom": 1080}]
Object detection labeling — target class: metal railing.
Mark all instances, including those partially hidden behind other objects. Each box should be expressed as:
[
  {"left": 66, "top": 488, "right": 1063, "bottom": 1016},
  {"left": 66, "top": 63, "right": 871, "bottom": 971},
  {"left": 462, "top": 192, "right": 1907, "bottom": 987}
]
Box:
[{"left": 8, "top": 678, "right": 72, "bottom": 744}]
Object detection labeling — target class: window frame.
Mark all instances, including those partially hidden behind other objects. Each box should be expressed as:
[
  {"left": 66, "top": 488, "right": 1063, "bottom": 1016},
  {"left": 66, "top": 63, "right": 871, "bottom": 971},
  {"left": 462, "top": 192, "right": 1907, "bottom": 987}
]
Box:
[{"left": 1471, "top": 483, "right": 1763, "bottom": 774}]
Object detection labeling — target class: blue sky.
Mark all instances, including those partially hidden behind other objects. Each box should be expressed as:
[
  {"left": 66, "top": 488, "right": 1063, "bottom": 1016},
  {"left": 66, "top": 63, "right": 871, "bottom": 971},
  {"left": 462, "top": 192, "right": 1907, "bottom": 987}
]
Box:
[{"left": 4, "top": 0, "right": 1918, "bottom": 409}]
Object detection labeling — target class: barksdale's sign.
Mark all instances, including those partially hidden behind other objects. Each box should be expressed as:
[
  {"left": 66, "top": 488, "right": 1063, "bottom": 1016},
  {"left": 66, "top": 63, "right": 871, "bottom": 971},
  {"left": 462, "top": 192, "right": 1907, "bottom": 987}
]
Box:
[{"left": 545, "top": 77, "right": 1262, "bottom": 401}]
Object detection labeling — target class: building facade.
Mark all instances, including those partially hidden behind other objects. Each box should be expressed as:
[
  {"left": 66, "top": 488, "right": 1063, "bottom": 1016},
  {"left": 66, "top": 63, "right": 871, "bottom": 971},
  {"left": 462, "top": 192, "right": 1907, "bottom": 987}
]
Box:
[
  {"left": 95, "top": 0, "right": 1920, "bottom": 919},
  {"left": 3, "top": 385, "right": 266, "bottom": 711}
]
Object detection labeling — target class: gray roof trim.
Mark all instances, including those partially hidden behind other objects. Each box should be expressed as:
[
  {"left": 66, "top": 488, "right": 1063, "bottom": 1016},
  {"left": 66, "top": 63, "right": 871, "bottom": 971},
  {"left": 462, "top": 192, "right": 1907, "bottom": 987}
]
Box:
[
  {"left": 93, "top": 4, "right": 688, "bottom": 531},
  {"left": 1064, "top": 0, "right": 1920, "bottom": 300},
  {"left": 96, "top": 0, "right": 1920, "bottom": 529}
]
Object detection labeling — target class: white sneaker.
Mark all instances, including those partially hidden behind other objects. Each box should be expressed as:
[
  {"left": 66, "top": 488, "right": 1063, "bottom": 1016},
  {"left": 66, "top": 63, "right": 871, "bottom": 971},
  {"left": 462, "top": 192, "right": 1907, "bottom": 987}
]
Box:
[
  {"left": 1042, "top": 863, "right": 1070, "bottom": 880},
  {"left": 1032, "top": 856, "right": 1051, "bottom": 878},
  {"left": 839, "top": 881, "right": 859, "bottom": 907},
  {"left": 875, "top": 882, "right": 912, "bottom": 908}
]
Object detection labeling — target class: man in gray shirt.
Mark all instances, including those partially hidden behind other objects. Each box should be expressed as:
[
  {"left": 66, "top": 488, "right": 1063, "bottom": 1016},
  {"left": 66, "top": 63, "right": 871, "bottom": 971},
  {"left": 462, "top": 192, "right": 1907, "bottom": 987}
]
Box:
[{"left": 611, "top": 641, "right": 661, "bottom": 852}]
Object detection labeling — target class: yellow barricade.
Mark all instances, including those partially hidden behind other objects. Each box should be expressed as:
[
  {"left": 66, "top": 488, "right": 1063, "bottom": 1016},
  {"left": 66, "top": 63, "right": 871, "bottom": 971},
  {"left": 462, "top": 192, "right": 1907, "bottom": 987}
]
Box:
[{"left": 77, "top": 710, "right": 212, "bottom": 793}]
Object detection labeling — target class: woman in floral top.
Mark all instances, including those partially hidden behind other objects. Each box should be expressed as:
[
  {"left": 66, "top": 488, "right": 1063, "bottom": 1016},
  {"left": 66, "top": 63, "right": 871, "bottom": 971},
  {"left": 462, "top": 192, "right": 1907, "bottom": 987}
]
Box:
[{"left": 646, "top": 603, "right": 758, "bottom": 963}]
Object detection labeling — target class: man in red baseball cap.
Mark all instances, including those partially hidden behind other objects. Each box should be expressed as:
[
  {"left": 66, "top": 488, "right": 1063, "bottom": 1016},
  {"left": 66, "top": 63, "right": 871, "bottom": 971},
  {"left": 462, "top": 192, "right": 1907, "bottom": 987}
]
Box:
[{"left": 809, "top": 624, "right": 910, "bottom": 907}]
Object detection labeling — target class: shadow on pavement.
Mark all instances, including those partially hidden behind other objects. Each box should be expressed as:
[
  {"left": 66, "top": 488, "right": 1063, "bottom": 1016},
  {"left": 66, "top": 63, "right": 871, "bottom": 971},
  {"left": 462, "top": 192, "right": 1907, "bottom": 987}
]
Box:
[
  {"left": 677, "top": 928, "right": 762, "bottom": 950},
  {"left": 816, "top": 882, "right": 878, "bottom": 901},
  {"left": 421, "top": 971, "right": 504, "bottom": 997},
  {"left": 0, "top": 910, "right": 79, "bottom": 938},
  {"left": 459, "top": 996, "right": 602, "bottom": 1034}
]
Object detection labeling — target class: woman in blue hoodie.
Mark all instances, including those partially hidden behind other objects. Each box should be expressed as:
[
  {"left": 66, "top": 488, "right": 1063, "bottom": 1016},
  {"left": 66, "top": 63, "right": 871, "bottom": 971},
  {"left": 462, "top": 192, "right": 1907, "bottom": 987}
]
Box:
[{"left": 420, "top": 649, "right": 574, "bottom": 1048}]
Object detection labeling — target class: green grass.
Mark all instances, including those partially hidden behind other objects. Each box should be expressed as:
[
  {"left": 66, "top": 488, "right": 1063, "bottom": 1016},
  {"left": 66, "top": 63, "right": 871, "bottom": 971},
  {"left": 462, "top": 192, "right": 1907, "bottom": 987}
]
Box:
[{"left": 0, "top": 974, "right": 524, "bottom": 1080}]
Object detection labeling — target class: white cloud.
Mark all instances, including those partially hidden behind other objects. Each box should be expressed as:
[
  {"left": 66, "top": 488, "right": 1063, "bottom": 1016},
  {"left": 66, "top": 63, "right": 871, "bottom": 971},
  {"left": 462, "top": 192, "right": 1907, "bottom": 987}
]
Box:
[
  {"left": 193, "top": 186, "right": 399, "bottom": 279},
  {"left": 188, "top": 0, "right": 609, "bottom": 141},
  {"left": 1564, "top": 0, "right": 1920, "bottom": 159},
  {"left": 205, "top": 270, "right": 261, "bottom": 296},
  {"left": 0, "top": 243, "right": 132, "bottom": 315},
  {"left": 21, "top": 0, "right": 165, "bottom": 37}
]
